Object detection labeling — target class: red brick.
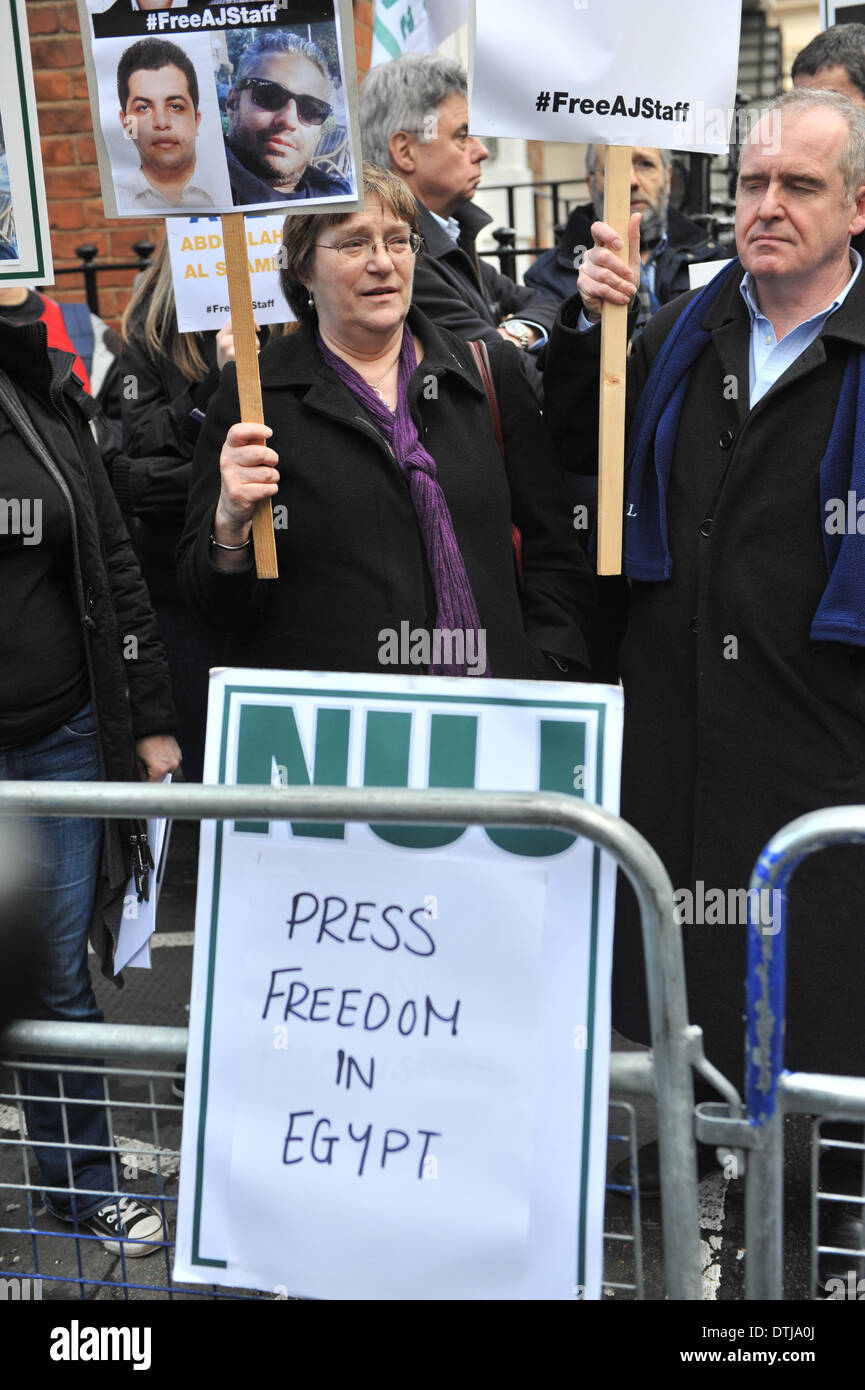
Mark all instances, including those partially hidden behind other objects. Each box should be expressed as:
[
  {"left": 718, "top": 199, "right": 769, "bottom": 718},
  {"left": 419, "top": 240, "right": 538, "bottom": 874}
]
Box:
[
  {"left": 72, "top": 73, "right": 92, "bottom": 100},
  {"left": 75, "top": 135, "right": 98, "bottom": 164},
  {"left": 35, "top": 70, "right": 71, "bottom": 101},
  {"left": 38, "top": 103, "right": 93, "bottom": 135},
  {"left": 29, "top": 36, "right": 84, "bottom": 70},
  {"left": 83, "top": 199, "right": 111, "bottom": 225},
  {"left": 27, "top": 5, "right": 61, "bottom": 36},
  {"left": 45, "top": 167, "right": 102, "bottom": 199},
  {"left": 41, "top": 137, "right": 77, "bottom": 167},
  {"left": 354, "top": 1, "right": 374, "bottom": 31},
  {"left": 58, "top": 2, "right": 82, "bottom": 32},
  {"left": 49, "top": 202, "right": 85, "bottom": 231}
]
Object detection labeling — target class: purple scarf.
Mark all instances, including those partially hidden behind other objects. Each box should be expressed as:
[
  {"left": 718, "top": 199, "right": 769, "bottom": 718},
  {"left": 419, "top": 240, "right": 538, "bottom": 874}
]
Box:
[{"left": 316, "top": 324, "right": 486, "bottom": 676}]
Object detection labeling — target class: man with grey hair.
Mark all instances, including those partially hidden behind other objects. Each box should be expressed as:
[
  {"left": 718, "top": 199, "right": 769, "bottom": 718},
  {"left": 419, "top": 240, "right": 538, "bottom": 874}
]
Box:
[
  {"left": 358, "top": 53, "right": 559, "bottom": 387},
  {"left": 225, "top": 30, "right": 352, "bottom": 205},
  {"left": 545, "top": 87, "right": 865, "bottom": 1283},
  {"left": 526, "top": 145, "right": 725, "bottom": 323}
]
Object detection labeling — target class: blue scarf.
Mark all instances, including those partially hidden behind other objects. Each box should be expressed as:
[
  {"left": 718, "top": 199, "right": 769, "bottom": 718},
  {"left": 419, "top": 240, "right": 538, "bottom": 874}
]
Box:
[{"left": 623, "top": 257, "right": 865, "bottom": 645}]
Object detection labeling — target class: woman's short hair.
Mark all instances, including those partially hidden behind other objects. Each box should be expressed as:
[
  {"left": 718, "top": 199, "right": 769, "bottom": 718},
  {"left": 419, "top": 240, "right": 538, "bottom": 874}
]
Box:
[{"left": 279, "top": 163, "right": 421, "bottom": 322}]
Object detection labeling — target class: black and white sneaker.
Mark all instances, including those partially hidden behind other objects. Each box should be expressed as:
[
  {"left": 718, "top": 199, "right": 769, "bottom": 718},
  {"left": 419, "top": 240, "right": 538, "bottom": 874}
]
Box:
[{"left": 82, "top": 1197, "right": 167, "bottom": 1257}]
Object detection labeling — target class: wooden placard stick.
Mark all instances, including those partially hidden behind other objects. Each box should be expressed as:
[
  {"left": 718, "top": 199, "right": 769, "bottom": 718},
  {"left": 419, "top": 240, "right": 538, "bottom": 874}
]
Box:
[
  {"left": 221, "top": 211, "right": 278, "bottom": 580},
  {"left": 597, "top": 144, "right": 632, "bottom": 576}
]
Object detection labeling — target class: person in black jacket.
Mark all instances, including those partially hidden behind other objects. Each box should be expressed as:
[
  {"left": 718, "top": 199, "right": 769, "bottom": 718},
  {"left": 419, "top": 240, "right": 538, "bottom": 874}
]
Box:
[
  {"left": 526, "top": 145, "right": 726, "bottom": 326},
  {"left": 358, "top": 56, "right": 559, "bottom": 393},
  {"left": 178, "top": 164, "right": 592, "bottom": 679},
  {"left": 117, "top": 241, "right": 264, "bottom": 781},
  {"left": 0, "top": 312, "right": 180, "bottom": 1255}
]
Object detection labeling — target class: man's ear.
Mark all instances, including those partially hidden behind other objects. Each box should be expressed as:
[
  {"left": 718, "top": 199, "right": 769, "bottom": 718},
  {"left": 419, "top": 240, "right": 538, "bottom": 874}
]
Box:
[
  {"left": 226, "top": 87, "right": 238, "bottom": 116},
  {"left": 119, "top": 109, "right": 135, "bottom": 142},
  {"left": 850, "top": 181, "right": 865, "bottom": 237},
  {"left": 195, "top": 109, "right": 202, "bottom": 135},
  {"left": 389, "top": 130, "right": 416, "bottom": 176}
]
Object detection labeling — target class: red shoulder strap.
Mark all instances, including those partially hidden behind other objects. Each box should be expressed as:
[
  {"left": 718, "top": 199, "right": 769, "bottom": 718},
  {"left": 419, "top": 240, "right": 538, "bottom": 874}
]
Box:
[{"left": 467, "top": 339, "right": 523, "bottom": 586}]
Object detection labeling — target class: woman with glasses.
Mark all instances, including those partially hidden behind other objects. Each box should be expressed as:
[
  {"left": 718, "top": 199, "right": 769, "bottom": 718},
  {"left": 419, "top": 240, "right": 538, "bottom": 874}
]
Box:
[{"left": 178, "top": 164, "right": 593, "bottom": 679}]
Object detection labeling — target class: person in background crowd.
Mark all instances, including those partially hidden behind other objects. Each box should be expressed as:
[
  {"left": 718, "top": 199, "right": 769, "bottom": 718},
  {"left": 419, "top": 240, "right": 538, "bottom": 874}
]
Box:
[
  {"left": 0, "top": 284, "right": 130, "bottom": 480},
  {"left": 117, "top": 240, "right": 250, "bottom": 783},
  {"left": 178, "top": 164, "right": 593, "bottom": 682},
  {"left": 545, "top": 89, "right": 865, "bottom": 1288},
  {"left": 224, "top": 31, "right": 352, "bottom": 205},
  {"left": 526, "top": 145, "right": 726, "bottom": 325},
  {"left": 0, "top": 300, "right": 180, "bottom": 1256},
  {"left": 793, "top": 20, "right": 865, "bottom": 259},
  {"left": 358, "top": 56, "right": 559, "bottom": 393}
]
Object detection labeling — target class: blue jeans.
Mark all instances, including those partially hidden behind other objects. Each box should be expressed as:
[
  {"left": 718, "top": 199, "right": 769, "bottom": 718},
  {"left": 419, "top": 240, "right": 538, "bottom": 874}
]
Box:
[{"left": 0, "top": 703, "right": 113, "bottom": 1220}]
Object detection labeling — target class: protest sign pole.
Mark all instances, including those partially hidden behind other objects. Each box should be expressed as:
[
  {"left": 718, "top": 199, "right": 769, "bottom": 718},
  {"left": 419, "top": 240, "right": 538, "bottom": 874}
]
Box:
[
  {"left": 597, "top": 145, "right": 631, "bottom": 576},
  {"left": 222, "top": 212, "right": 278, "bottom": 580}
]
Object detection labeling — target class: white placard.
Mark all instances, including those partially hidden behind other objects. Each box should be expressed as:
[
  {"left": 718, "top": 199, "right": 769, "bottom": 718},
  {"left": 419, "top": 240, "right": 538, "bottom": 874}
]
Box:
[
  {"left": 688, "top": 257, "right": 734, "bottom": 291},
  {"left": 174, "top": 669, "right": 624, "bottom": 1300},
  {"left": 78, "top": 1, "right": 363, "bottom": 216},
  {"left": 165, "top": 213, "right": 295, "bottom": 332},
  {"left": 115, "top": 780, "right": 172, "bottom": 974},
  {"left": 470, "top": 0, "right": 743, "bottom": 155},
  {"left": 0, "top": 2, "right": 54, "bottom": 284}
]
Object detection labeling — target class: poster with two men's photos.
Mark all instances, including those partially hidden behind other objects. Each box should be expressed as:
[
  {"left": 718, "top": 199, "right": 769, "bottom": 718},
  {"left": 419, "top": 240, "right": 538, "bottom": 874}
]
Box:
[{"left": 78, "top": 0, "right": 363, "bottom": 217}]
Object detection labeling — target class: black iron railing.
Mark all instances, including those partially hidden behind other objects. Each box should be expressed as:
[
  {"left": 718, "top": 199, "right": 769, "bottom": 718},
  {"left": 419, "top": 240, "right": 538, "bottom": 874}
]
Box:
[{"left": 52, "top": 240, "right": 155, "bottom": 317}]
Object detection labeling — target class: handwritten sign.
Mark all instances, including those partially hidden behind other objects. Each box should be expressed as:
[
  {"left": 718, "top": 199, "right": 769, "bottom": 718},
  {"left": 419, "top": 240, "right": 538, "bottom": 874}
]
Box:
[
  {"left": 470, "top": 0, "right": 743, "bottom": 154},
  {"left": 166, "top": 214, "right": 294, "bottom": 331},
  {"left": 174, "top": 669, "right": 624, "bottom": 1300}
]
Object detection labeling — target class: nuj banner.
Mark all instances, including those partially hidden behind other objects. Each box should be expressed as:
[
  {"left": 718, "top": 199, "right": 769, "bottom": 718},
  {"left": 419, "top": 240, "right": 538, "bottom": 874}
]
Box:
[{"left": 174, "top": 669, "right": 624, "bottom": 1300}]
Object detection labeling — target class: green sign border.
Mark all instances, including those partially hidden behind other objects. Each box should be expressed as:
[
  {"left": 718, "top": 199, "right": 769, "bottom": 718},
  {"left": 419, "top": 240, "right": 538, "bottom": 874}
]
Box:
[
  {"left": 190, "top": 683, "right": 612, "bottom": 1294},
  {"left": 6, "top": 3, "right": 49, "bottom": 283}
]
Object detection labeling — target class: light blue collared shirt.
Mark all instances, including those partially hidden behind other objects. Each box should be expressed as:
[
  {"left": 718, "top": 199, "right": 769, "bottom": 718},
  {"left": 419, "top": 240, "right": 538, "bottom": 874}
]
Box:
[
  {"left": 740, "top": 249, "right": 862, "bottom": 407},
  {"left": 428, "top": 209, "right": 461, "bottom": 244}
]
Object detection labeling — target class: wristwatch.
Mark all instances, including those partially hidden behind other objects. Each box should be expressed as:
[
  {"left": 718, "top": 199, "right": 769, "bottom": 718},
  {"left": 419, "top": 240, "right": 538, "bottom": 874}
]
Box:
[{"left": 501, "top": 319, "right": 531, "bottom": 350}]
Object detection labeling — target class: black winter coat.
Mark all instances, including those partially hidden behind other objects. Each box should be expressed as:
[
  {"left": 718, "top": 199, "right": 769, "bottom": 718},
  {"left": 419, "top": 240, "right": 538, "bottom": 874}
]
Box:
[
  {"left": 115, "top": 334, "right": 221, "bottom": 605},
  {"left": 0, "top": 319, "right": 176, "bottom": 978},
  {"left": 412, "top": 200, "right": 560, "bottom": 394},
  {"left": 178, "top": 308, "right": 594, "bottom": 679},
  {"left": 544, "top": 267, "right": 865, "bottom": 1082}
]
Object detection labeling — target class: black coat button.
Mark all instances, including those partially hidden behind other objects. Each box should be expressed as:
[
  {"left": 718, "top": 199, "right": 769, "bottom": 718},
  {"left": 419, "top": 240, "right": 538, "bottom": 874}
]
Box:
[
  {"left": 690, "top": 617, "right": 698, "bottom": 635},
  {"left": 700, "top": 518, "right": 714, "bottom": 537},
  {"left": 719, "top": 429, "right": 734, "bottom": 448}
]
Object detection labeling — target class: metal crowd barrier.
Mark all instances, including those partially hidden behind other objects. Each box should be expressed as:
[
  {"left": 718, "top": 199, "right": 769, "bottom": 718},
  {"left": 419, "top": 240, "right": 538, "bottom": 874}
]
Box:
[
  {"left": 694, "top": 806, "right": 865, "bottom": 1300},
  {"left": 0, "top": 781, "right": 710, "bottom": 1300}
]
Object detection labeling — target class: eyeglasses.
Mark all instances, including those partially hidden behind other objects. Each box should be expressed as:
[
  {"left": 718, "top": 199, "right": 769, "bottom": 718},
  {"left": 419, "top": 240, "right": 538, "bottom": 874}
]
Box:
[
  {"left": 316, "top": 232, "right": 423, "bottom": 260},
  {"left": 236, "top": 77, "right": 332, "bottom": 126}
]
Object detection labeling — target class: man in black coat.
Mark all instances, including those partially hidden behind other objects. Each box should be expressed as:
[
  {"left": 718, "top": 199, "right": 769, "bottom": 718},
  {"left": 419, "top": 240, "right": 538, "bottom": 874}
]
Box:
[
  {"left": 545, "top": 87, "right": 865, "bottom": 1280},
  {"left": 526, "top": 145, "right": 726, "bottom": 327},
  {"left": 357, "top": 54, "right": 560, "bottom": 392}
]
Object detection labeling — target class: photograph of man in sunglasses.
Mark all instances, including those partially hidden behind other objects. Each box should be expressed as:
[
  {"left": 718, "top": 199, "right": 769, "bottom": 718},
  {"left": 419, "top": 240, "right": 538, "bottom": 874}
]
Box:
[{"left": 224, "top": 29, "right": 354, "bottom": 206}]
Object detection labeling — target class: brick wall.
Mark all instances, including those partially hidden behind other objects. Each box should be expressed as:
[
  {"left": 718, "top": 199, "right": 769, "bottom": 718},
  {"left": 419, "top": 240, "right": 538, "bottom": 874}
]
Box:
[{"left": 27, "top": 1, "right": 377, "bottom": 327}]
